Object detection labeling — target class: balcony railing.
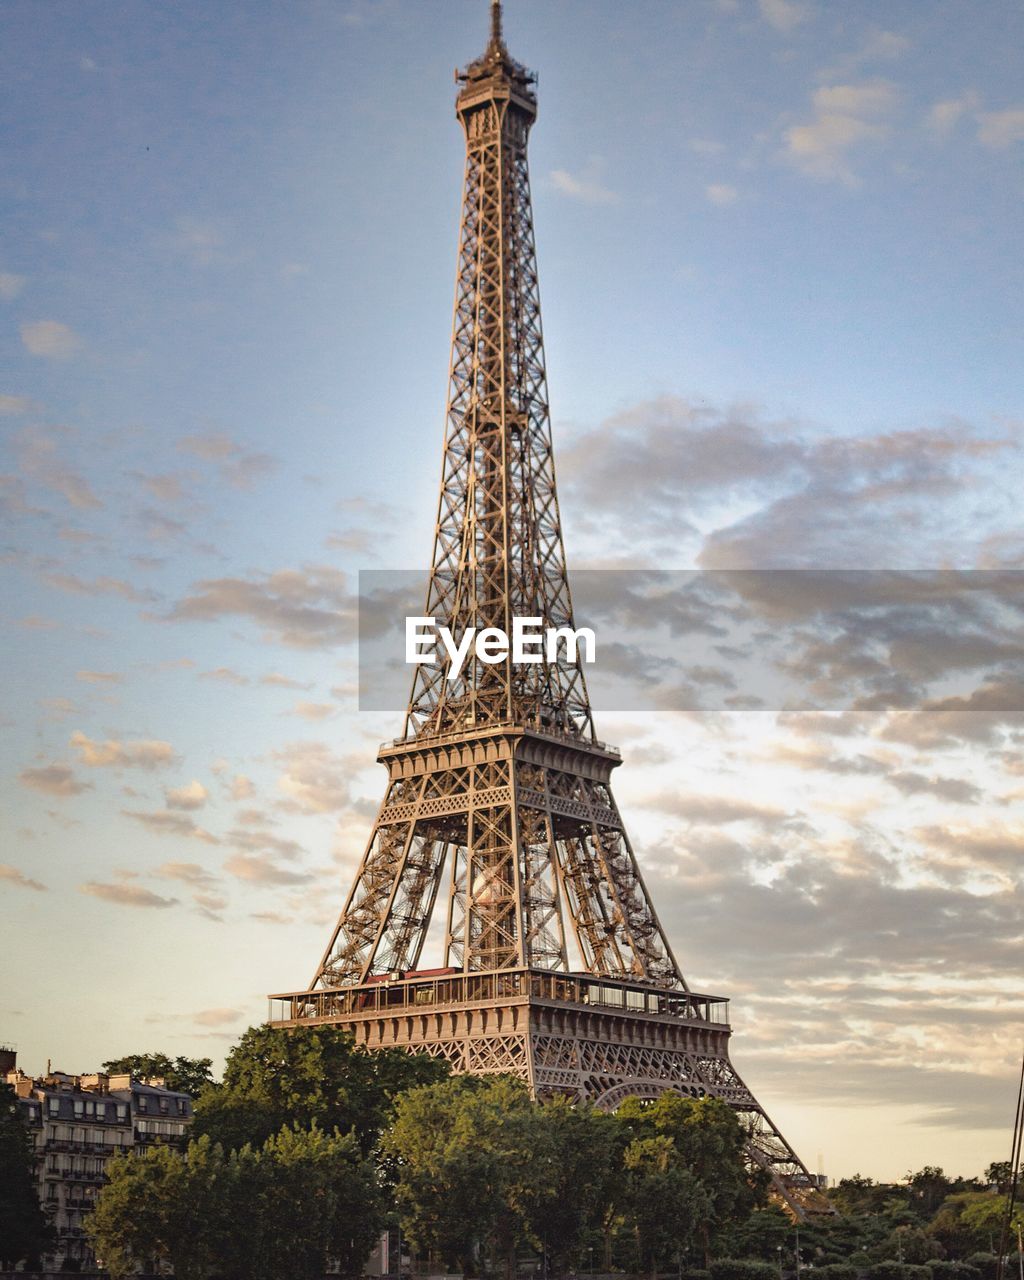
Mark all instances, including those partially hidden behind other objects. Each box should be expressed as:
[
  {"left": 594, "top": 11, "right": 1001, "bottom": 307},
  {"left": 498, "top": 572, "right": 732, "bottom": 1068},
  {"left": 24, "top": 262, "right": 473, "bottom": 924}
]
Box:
[
  {"left": 380, "top": 720, "right": 621, "bottom": 760},
  {"left": 269, "top": 967, "right": 729, "bottom": 1029}
]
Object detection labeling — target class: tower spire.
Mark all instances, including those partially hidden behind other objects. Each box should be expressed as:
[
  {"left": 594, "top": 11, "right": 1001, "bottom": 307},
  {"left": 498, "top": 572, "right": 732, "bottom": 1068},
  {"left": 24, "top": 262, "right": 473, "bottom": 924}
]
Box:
[{"left": 490, "top": 0, "right": 504, "bottom": 50}]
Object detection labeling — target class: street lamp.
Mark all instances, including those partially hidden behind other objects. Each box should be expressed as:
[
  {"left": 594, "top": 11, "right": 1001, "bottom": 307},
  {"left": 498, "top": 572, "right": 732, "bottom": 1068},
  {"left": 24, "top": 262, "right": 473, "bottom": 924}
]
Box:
[{"left": 777, "top": 1245, "right": 783, "bottom": 1279}]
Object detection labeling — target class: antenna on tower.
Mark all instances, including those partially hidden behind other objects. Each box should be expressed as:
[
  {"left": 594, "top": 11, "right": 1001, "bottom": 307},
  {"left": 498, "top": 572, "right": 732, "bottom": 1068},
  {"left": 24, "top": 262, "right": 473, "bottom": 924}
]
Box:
[{"left": 490, "top": 0, "right": 504, "bottom": 49}]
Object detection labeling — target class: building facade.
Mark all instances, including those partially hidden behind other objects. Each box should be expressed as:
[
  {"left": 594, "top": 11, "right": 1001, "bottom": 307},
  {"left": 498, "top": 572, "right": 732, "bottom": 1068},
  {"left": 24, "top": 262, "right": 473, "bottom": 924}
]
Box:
[{"left": 6, "top": 1061, "right": 193, "bottom": 1271}]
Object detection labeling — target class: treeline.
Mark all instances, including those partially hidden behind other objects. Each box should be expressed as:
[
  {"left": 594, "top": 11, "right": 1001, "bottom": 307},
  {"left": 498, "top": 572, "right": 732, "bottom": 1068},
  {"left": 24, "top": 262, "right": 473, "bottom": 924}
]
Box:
[
  {"left": 5, "top": 1028, "right": 1021, "bottom": 1279},
  {"left": 84, "top": 1026, "right": 766, "bottom": 1279}
]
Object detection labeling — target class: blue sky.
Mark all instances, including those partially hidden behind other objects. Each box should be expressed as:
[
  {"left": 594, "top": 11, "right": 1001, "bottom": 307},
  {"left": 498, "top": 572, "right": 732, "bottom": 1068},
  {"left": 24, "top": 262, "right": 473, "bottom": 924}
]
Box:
[{"left": 2, "top": 0, "right": 1023, "bottom": 1181}]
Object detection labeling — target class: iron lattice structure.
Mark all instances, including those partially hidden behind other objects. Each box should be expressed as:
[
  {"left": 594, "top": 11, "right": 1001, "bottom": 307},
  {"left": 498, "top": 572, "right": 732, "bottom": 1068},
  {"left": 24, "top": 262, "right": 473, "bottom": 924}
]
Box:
[{"left": 270, "top": 1, "right": 826, "bottom": 1216}]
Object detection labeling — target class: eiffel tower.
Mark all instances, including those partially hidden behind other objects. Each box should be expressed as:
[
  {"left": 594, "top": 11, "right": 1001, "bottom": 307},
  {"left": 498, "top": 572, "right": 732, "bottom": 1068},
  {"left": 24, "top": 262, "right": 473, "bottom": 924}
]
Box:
[{"left": 270, "top": 0, "right": 824, "bottom": 1214}]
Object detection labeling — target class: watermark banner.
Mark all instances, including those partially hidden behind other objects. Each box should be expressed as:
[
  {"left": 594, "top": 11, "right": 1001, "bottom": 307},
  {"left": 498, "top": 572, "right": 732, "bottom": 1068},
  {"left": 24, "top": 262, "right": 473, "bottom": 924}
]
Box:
[{"left": 357, "top": 569, "right": 1024, "bottom": 715}]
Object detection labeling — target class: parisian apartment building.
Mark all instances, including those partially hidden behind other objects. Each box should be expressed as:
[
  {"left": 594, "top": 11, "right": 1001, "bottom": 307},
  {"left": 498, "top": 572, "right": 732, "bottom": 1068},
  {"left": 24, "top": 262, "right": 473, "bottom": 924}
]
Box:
[{"left": 4, "top": 1050, "right": 194, "bottom": 1272}]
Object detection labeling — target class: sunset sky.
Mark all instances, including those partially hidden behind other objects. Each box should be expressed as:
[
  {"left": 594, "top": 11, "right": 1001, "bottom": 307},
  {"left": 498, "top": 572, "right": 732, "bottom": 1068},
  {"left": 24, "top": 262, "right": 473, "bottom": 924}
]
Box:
[{"left": 2, "top": 0, "right": 1023, "bottom": 1182}]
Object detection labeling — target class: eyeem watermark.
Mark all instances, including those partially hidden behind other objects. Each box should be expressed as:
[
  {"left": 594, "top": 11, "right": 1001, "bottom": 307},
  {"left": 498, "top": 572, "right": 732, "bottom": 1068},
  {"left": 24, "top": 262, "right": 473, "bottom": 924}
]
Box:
[{"left": 406, "top": 616, "right": 597, "bottom": 681}]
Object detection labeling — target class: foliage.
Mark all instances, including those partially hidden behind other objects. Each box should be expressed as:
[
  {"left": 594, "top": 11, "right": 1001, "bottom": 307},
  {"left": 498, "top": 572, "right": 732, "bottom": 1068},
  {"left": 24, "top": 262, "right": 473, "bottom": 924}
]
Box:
[
  {"left": 929, "top": 1261, "right": 981, "bottom": 1280},
  {"left": 193, "top": 1024, "right": 448, "bottom": 1155},
  {"left": 381, "top": 1075, "right": 541, "bottom": 1275},
  {"left": 908, "top": 1168, "right": 957, "bottom": 1218},
  {"left": 814, "top": 1265, "right": 860, "bottom": 1280},
  {"left": 87, "top": 1126, "right": 381, "bottom": 1280},
  {"left": 516, "top": 1098, "right": 623, "bottom": 1271},
  {"left": 0, "top": 1083, "right": 51, "bottom": 1269},
  {"left": 621, "top": 1132, "right": 706, "bottom": 1276},
  {"left": 866, "top": 1264, "right": 934, "bottom": 1280},
  {"left": 87, "top": 1137, "right": 230, "bottom": 1280},
  {"left": 101, "top": 1051, "right": 214, "bottom": 1096},
  {"left": 965, "top": 1253, "right": 1000, "bottom": 1280},
  {"left": 872, "top": 1225, "right": 943, "bottom": 1264},
  {"left": 708, "top": 1259, "right": 778, "bottom": 1280},
  {"left": 985, "top": 1162, "right": 1020, "bottom": 1196},
  {"left": 719, "top": 1206, "right": 791, "bottom": 1261},
  {"left": 617, "top": 1094, "right": 769, "bottom": 1266}
]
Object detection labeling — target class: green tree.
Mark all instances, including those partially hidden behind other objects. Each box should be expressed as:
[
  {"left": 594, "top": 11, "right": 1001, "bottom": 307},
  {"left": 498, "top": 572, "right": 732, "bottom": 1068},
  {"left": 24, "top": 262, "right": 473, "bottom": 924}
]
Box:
[
  {"left": 194, "top": 1024, "right": 447, "bottom": 1154},
  {"left": 719, "top": 1206, "right": 791, "bottom": 1262},
  {"left": 101, "top": 1052, "right": 215, "bottom": 1096},
  {"left": 382, "top": 1075, "right": 542, "bottom": 1277},
  {"left": 243, "top": 1125, "right": 381, "bottom": 1280},
  {"left": 872, "top": 1223, "right": 942, "bottom": 1265},
  {"left": 0, "top": 1082, "right": 50, "bottom": 1270},
  {"left": 87, "top": 1136, "right": 232, "bottom": 1280},
  {"left": 622, "top": 1132, "right": 706, "bottom": 1278},
  {"left": 985, "top": 1163, "right": 1020, "bottom": 1196},
  {"left": 518, "top": 1100, "right": 622, "bottom": 1273},
  {"left": 959, "top": 1195, "right": 1024, "bottom": 1255},
  {"left": 618, "top": 1094, "right": 768, "bottom": 1265},
  {"left": 907, "top": 1166, "right": 954, "bottom": 1218},
  {"left": 88, "top": 1126, "right": 381, "bottom": 1280}
]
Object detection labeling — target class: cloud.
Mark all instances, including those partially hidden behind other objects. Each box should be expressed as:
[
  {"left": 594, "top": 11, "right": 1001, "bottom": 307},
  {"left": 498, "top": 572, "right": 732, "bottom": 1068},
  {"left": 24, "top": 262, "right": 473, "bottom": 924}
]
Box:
[
  {"left": 166, "top": 566, "right": 354, "bottom": 648},
  {"left": 784, "top": 81, "right": 897, "bottom": 184},
  {"left": 880, "top": 676, "right": 1024, "bottom": 750},
  {"left": 231, "top": 774, "right": 255, "bottom": 801},
  {"left": 0, "top": 273, "right": 26, "bottom": 301},
  {"left": 290, "top": 701, "right": 337, "bottom": 721},
  {"left": 42, "top": 572, "right": 155, "bottom": 603},
  {"left": 71, "top": 731, "right": 177, "bottom": 770},
  {"left": 192, "top": 891, "right": 229, "bottom": 919},
  {"left": 550, "top": 158, "right": 619, "bottom": 206},
  {"left": 122, "top": 809, "right": 219, "bottom": 843},
  {"left": 135, "top": 471, "right": 188, "bottom": 504},
  {"left": 260, "top": 672, "right": 313, "bottom": 690},
  {"left": 977, "top": 107, "right": 1024, "bottom": 149},
  {"left": 706, "top": 183, "right": 739, "bottom": 205},
  {"left": 642, "top": 791, "right": 787, "bottom": 827},
  {"left": 21, "top": 320, "right": 83, "bottom": 358},
  {"left": 80, "top": 881, "right": 178, "bottom": 909},
  {"left": 0, "top": 475, "right": 42, "bottom": 518},
  {"left": 76, "top": 670, "right": 124, "bottom": 685},
  {"left": 0, "top": 394, "right": 33, "bottom": 414},
  {"left": 200, "top": 666, "right": 250, "bottom": 686},
  {"left": 758, "top": 0, "right": 809, "bottom": 32},
  {"left": 155, "top": 861, "right": 217, "bottom": 886},
  {"left": 927, "top": 91, "right": 980, "bottom": 135},
  {"left": 0, "top": 864, "right": 47, "bottom": 892},
  {"left": 177, "top": 431, "right": 277, "bottom": 490},
  {"left": 164, "top": 781, "right": 209, "bottom": 811},
  {"left": 16, "top": 428, "right": 102, "bottom": 510},
  {"left": 19, "top": 762, "right": 91, "bottom": 797},
  {"left": 193, "top": 1007, "right": 244, "bottom": 1027},
  {"left": 227, "top": 825, "right": 304, "bottom": 861},
  {"left": 274, "top": 741, "right": 351, "bottom": 814},
  {"left": 560, "top": 397, "right": 806, "bottom": 552},
  {"left": 164, "top": 217, "right": 229, "bottom": 267},
  {"left": 886, "top": 771, "right": 983, "bottom": 805},
  {"left": 223, "top": 852, "right": 316, "bottom": 886}
]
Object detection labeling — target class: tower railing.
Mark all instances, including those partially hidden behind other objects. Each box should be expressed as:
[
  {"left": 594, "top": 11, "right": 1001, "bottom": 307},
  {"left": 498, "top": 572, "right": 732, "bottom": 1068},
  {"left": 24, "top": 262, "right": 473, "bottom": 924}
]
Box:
[{"left": 269, "top": 967, "right": 730, "bottom": 1028}]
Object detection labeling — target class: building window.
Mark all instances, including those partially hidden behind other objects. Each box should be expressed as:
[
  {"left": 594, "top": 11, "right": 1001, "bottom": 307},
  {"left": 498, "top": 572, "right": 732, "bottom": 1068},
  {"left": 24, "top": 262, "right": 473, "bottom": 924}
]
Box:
[
  {"left": 48, "top": 1098, "right": 60, "bottom": 1115},
  {"left": 136, "top": 1096, "right": 148, "bottom": 1113}
]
